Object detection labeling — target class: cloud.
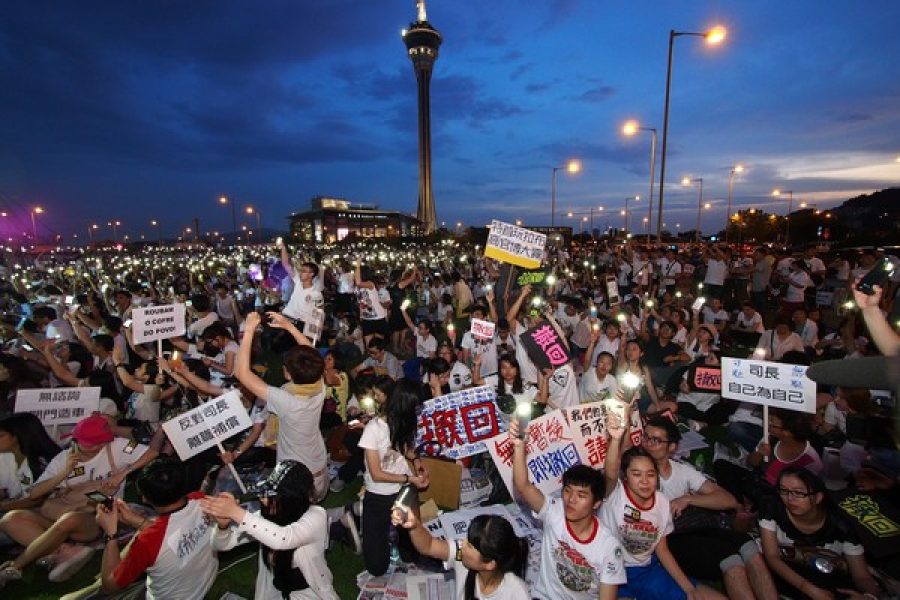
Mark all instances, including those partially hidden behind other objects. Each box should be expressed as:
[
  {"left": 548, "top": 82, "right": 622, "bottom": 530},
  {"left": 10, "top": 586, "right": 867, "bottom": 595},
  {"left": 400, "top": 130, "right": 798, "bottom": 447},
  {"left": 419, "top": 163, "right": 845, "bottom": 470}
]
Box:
[{"left": 572, "top": 85, "right": 616, "bottom": 103}]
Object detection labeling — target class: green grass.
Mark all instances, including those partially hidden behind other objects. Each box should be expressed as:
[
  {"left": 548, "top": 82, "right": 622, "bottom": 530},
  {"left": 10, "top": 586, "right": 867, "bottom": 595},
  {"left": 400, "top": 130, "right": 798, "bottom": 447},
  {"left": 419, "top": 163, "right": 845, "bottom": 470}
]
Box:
[{"left": 5, "top": 477, "right": 366, "bottom": 599}]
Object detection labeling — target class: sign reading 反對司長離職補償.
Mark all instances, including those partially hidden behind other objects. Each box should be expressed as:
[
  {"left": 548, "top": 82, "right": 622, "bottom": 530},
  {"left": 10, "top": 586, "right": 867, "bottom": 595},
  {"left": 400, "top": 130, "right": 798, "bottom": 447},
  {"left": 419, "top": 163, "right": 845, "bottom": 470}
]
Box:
[
  {"left": 133, "top": 304, "right": 186, "bottom": 344},
  {"left": 162, "top": 390, "right": 252, "bottom": 460},
  {"left": 721, "top": 357, "right": 816, "bottom": 413},
  {"left": 484, "top": 220, "right": 546, "bottom": 269}
]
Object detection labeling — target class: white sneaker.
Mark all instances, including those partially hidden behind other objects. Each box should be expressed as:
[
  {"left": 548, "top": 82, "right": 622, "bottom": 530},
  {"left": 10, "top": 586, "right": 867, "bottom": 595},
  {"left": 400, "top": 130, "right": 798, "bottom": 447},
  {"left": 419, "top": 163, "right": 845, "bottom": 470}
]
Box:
[
  {"left": 48, "top": 544, "right": 95, "bottom": 582},
  {"left": 339, "top": 511, "right": 362, "bottom": 555}
]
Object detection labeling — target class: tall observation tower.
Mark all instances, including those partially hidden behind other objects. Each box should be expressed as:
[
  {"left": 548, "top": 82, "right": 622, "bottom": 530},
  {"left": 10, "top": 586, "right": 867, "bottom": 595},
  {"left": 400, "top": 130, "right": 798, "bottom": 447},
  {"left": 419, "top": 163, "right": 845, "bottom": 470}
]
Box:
[{"left": 402, "top": 0, "right": 442, "bottom": 234}]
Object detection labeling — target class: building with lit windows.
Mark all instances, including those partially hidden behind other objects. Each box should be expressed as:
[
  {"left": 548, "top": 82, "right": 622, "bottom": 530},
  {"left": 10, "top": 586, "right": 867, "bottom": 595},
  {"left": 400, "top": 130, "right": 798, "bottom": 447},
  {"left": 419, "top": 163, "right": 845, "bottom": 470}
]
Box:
[{"left": 288, "top": 197, "right": 422, "bottom": 243}]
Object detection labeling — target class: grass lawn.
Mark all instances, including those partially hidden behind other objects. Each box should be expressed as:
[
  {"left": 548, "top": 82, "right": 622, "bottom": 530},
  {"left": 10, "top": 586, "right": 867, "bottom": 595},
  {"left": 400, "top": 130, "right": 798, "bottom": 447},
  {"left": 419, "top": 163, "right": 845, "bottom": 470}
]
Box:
[{"left": 6, "top": 477, "right": 367, "bottom": 599}]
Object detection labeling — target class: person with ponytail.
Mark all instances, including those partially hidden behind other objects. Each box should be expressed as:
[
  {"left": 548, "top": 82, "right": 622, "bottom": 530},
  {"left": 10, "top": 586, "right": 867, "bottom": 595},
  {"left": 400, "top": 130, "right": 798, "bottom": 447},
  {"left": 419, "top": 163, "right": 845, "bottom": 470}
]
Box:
[
  {"left": 202, "top": 460, "right": 339, "bottom": 599},
  {"left": 392, "top": 509, "right": 529, "bottom": 599}
]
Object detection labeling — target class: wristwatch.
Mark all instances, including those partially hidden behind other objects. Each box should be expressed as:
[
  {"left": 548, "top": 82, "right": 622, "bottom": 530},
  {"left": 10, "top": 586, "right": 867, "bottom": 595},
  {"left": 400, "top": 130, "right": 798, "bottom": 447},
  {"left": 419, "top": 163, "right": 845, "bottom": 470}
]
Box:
[{"left": 103, "top": 533, "right": 117, "bottom": 544}]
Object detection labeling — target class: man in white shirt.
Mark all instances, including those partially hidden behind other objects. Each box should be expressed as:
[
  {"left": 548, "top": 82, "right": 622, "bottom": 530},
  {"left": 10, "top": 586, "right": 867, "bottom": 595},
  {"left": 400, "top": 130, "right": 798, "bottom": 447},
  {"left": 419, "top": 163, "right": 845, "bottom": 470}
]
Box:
[
  {"left": 280, "top": 244, "right": 324, "bottom": 328},
  {"left": 782, "top": 260, "right": 811, "bottom": 315},
  {"left": 703, "top": 246, "right": 728, "bottom": 299},
  {"left": 792, "top": 307, "right": 819, "bottom": 350},
  {"left": 733, "top": 302, "right": 764, "bottom": 334}
]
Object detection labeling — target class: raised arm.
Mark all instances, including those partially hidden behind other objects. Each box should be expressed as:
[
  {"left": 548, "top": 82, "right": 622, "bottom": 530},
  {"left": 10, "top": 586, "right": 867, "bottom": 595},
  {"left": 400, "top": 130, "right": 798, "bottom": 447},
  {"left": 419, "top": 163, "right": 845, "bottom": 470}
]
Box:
[
  {"left": 392, "top": 507, "right": 450, "bottom": 562},
  {"left": 266, "top": 312, "right": 312, "bottom": 347},
  {"left": 234, "top": 312, "right": 269, "bottom": 401},
  {"left": 509, "top": 419, "right": 545, "bottom": 514},
  {"left": 505, "top": 284, "right": 532, "bottom": 327},
  {"left": 279, "top": 242, "right": 294, "bottom": 278}
]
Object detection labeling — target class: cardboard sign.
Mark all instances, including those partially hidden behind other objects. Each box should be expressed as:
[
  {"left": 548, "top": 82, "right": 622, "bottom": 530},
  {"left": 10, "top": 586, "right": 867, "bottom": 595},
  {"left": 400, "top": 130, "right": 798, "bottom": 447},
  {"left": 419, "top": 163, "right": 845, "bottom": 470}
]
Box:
[
  {"left": 162, "top": 390, "right": 252, "bottom": 460},
  {"left": 484, "top": 220, "right": 546, "bottom": 269},
  {"left": 516, "top": 270, "right": 546, "bottom": 287},
  {"left": 15, "top": 387, "right": 101, "bottom": 425},
  {"left": 520, "top": 323, "right": 571, "bottom": 370},
  {"left": 415, "top": 385, "right": 505, "bottom": 460},
  {"left": 486, "top": 409, "right": 581, "bottom": 497},
  {"left": 470, "top": 318, "right": 496, "bottom": 340},
  {"left": 133, "top": 303, "right": 186, "bottom": 344},
  {"left": 565, "top": 400, "right": 643, "bottom": 469},
  {"left": 721, "top": 357, "right": 816, "bottom": 414},
  {"left": 606, "top": 276, "right": 620, "bottom": 306},
  {"left": 688, "top": 366, "right": 722, "bottom": 392}
]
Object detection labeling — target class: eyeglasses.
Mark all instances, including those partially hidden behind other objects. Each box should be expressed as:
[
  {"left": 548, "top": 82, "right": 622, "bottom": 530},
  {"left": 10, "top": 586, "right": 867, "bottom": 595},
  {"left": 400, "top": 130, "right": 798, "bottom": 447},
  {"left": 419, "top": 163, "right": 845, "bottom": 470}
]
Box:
[
  {"left": 643, "top": 436, "right": 671, "bottom": 446},
  {"left": 777, "top": 487, "right": 813, "bottom": 499}
]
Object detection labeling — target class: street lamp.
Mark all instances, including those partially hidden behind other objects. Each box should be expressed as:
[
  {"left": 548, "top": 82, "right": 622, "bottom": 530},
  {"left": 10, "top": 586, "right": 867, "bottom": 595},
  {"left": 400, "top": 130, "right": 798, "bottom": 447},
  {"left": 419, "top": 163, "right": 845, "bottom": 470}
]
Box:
[
  {"left": 551, "top": 159, "right": 581, "bottom": 227},
  {"left": 682, "top": 177, "right": 704, "bottom": 243},
  {"left": 590, "top": 206, "right": 604, "bottom": 238},
  {"left": 622, "top": 119, "right": 658, "bottom": 244},
  {"left": 87, "top": 223, "right": 98, "bottom": 241},
  {"left": 657, "top": 24, "right": 727, "bottom": 240},
  {"left": 772, "top": 189, "right": 794, "bottom": 245},
  {"left": 623, "top": 196, "right": 640, "bottom": 234},
  {"left": 725, "top": 164, "right": 744, "bottom": 243},
  {"left": 150, "top": 219, "right": 161, "bottom": 245},
  {"left": 108, "top": 220, "right": 121, "bottom": 243},
  {"left": 245, "top": 206, "right": 261, "bottom": 239},
  {"left": 219, "top": 196, "right": 237, "bottom": 244},
  {"left": 30, "top": 207, "right": 44, "bottom": 243}
]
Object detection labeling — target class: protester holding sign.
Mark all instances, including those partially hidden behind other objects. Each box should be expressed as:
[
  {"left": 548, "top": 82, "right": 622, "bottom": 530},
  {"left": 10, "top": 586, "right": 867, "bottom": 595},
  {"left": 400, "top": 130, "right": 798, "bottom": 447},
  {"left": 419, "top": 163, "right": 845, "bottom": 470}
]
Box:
[
  {"left": 602, "top": 407, "right": 727, "bottom": 600},
  {"left": 391, "top": 506, "right": 530, "bottom": 600},
  {"left": 508, "top": 418, "right": 624, "bottom": 600}
]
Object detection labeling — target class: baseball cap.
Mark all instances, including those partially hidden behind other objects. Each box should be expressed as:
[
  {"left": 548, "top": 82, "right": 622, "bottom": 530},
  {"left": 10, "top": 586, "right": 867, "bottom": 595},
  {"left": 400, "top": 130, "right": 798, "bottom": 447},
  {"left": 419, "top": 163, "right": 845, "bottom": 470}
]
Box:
[{"left": 63, "top": 414, "right": 115, "bottom": 446}]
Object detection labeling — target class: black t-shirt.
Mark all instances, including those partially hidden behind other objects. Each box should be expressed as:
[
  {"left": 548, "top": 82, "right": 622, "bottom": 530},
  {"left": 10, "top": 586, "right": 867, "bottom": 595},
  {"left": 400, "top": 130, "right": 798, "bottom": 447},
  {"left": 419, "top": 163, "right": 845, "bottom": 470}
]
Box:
[
  {"left": 759, "top": 499, "right": 863, "bottom": 557},
  {"left": 641, "top": 337, "right": 682, "bottom": 368}
]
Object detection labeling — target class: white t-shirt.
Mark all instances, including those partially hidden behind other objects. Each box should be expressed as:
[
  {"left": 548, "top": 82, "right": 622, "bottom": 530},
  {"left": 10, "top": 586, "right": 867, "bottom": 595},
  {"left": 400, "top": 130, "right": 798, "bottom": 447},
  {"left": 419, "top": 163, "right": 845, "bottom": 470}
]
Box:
[
  {"left": 125, "top": 384, "right": 161, "bottom": 424},
  {"left": 513, "top": 321, "right": 539, "bottom": 385},
  {"left": 358, "top": 417, "right": 411, "bottom": 496},
  {"left": 37, "top": 437, "right": 148, "bottom": 499},
  {"left": 533, "top": 497, "right": 625, "bottom": 600},
  {"left": 0, "top": 453, "right": 35, "bottom": 500},
  {"left": 796, "top": 320, "right": 819, "bottom": 347},
  {"left": 187, "top": 313, "right": 219, "bottom": 339},
  {"left": 282, "top": 281, "right": 324, "bottom": 322},
  {"left": 356, "top": 287, "right": 388, "bottom": 321},
  {"left": 579, "top": 369, "right": 618, "bottom": 404},
  {"left": 415, "top": 332, "right": 438, "bottom": 359},
  {"left": 735, "top": 311, "right": 764, "bottom": 333},
  {"left": 448, "top": 361, "right": 473, "bottom": 391},
  {"left": 362, "top": 351, "right": 404, "bottom": 381},
  {"left": 659, "top": 460, "right": 709, "bottom": 501},
  {"left": 589, "top": 335, "right": 621, "bottom": 368},
  {"left": 461, "top": 331, "right": 497, "bottom": 377},
  {"left": 704, "top": 259, "right": 727, "bottom": 286},
  {"left": 445, "top": 539, "right": 530, "bottom": 600},
  {"left": 599, "top": 480, "right": 673, "bottom": 567},
  {"left": 264, "top": 385, "right": 326, "bottom": 472},
  {"left": 823, "top": 401, "right": 847, "bottom": 434},
  {"left": 660, "top": 260, "right": 682, "bottom": 287},
  {"left": 549, "top": 364, "right": 580, "bottom": 409},
  {"left": 785, "top": 270, "right": 811, "bottom": 303}
]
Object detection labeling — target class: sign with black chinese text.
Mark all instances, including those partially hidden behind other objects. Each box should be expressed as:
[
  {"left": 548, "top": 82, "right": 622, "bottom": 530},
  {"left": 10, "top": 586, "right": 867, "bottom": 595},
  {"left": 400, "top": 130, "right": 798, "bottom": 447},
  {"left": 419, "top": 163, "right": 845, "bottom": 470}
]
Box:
[
  {"left": 162, "top": 390, "right": 252, "bottom": 460},
  {"left": 484, "top": 220, "right": 546, "bottom": 269},
  {"left": 15, "top": 387, "right": 101, "bottom": 425},
  {"left": 415, "top": 385, "right": 504, "bottom": 460},
  {"left": 721, "top": 358, "right": 815, "bottom": 413}
]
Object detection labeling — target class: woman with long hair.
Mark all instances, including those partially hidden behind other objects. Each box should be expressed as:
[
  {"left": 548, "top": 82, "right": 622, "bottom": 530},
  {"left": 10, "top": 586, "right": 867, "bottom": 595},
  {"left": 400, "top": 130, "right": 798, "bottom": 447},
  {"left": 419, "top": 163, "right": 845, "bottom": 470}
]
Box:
[
  {"left": 392, "top": 509, "right": 529, "bottom": 599},
  {"left": 358, "top": 379, "right": 430, "bottom": 576},
  {"left": 202, "top": 460, "right": 339, "bottom": 599},
  {"left": 0, "top": 413, "right": 61, "bottom": 512}
]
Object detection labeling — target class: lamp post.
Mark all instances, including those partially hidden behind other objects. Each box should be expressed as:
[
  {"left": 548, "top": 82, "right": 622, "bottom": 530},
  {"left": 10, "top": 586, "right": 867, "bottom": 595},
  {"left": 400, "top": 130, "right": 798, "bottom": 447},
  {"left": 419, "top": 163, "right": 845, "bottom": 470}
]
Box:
[
  {"left": 772, "top": 189, "right": 794, "bottom": 246},
  {"left": 590, "top": 206, "right": 604, "bottom": 238},
  {"left": 219, "top": 196, "right": 237, "bottom": 244},
  {"left": 623, "top": 196, "right": 639, "bottom": 235},
  {"left": 551, "top": 159, "right": 581, "bottom": 227},
  {"left": 246, "top": 206, "right": 261, "bottom": 240},
  {"left": 88, "top": 223, "right": 98, "bottom": 242},
  {"left": 657, "top": 25, "right": 727, "bottom": 240},
  {"left": 150, "top": 219, "right": 161, "bottom": 245},
  {"left": 30, "top": 207, "right": 44, "bottom": 243},
  {"left": 622, "top": 120, "right": 658, "bottom": 244},
  {"left": 682, "top": 177, "right": 704, "bottom": 243},
  {"left": 108, "top": 220, "right": 121, "bottom": 243},
  {"left": 725, "top": 164, "right": 744, "bottom": 243}
]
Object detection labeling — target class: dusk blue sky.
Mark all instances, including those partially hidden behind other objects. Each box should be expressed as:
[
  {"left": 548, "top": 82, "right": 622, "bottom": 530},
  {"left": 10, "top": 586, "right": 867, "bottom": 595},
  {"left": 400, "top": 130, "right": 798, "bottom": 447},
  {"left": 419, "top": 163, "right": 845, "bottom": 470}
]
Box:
[{"left": 1, "top": 1, "right": 898, "bottom": 242}]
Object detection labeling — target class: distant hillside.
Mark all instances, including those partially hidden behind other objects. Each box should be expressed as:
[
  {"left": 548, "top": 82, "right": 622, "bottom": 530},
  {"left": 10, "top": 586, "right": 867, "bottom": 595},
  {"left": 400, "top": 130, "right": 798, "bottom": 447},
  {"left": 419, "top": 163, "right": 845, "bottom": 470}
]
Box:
[{"left": 831, "top": 188, "right": 900, "bottom": 245}]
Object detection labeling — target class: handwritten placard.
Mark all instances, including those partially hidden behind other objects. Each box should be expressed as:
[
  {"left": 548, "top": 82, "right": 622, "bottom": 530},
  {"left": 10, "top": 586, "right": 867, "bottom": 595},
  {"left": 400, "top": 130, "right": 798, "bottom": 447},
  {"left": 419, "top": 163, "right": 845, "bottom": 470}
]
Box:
[
  {"left": 564, "top": 400, "right": 644, "bottom": 469},
  {"left": 520, "top": 323, "right": 571, "bottom": 370},
  {"left": 302, "top": 307, "right": 325, "bottom": 341},
  {"left": 470, "top": 318, "right": 496, "bottom": 340},
  {"left": 133, "top": 303, "right": 186, "bottom": 344},
  {"left": 485, "top": 220, "right": 546, "bottom": 269},
  {"left": 486, "top": 409, "right": 581, "bottom": 497},
  {"left": 162, "top": 390, "right": 253, "bottom": 460},
  {"left": 688, "top": 366, "right": 722, "bottom": 392},
  {"left": 415, "top": 385, "right": 504, "bottom": 460},
  {"left": 15, "top": 387, "right": 101, "bottom": 425},
  {"left": 721, "top": 357, "right": 816, "bottom": 414}
]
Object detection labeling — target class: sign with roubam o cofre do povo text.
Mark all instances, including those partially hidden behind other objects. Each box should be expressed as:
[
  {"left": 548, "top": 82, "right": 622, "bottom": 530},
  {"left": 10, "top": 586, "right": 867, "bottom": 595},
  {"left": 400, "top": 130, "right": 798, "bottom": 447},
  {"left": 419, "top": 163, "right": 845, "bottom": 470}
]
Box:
[{"left": 133, "top": 304, "right": 186, "bottom": 344}]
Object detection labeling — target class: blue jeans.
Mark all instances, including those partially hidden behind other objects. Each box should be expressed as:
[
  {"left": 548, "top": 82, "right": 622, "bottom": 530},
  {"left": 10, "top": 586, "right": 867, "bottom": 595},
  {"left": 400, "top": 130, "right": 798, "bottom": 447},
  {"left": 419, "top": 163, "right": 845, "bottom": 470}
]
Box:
[{"left": 727, "top": 421, "right": 763, "bottom": 453}]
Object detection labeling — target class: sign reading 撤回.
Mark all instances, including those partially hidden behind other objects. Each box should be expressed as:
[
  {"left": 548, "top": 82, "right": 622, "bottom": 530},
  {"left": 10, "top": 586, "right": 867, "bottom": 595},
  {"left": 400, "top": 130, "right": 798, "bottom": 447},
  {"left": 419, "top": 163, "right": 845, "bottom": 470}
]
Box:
[
  {"left": 486, "top": 408, "right": 581, "bottom": 498},
  {"left": 520, "top": 322, "right": 571, "bottom": 371},
  {"left": 687, "top": 365, "right": 722, "bottom": 393},
  {"left": 484, "top": 220, "right": 546, "bottom": 269},
  {"left": 15, "top": 387, "right": 101, "bottom": 425},
  {"left": 415, "top": 385, "right": 504, "bottom": 460},
  {"left": 162, "top": 390, "right": 252, "bottom": 460},
  {"left": 564, "top": 400, "right": 643, "bottom": 469},
  {"left": 133, "top": 303, "right": 186, "bottom": 344},
  {"left": 721, "top": 357, "right": 816, "bottom": 413},
  {"left": 470, "top": 318, "right": 496, "bottom": 340}
]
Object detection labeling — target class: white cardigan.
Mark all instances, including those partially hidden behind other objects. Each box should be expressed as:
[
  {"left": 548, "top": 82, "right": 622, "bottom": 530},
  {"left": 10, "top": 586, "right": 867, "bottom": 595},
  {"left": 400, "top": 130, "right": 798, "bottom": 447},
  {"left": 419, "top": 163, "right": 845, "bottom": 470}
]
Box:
[{"left": 215, "top": 506, "right": 339, "bottom": 599}]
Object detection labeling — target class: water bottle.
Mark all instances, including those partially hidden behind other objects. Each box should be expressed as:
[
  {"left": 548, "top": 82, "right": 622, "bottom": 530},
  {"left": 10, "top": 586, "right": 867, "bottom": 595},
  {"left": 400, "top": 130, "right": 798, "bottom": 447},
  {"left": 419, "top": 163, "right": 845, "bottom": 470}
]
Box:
[{"left": 388, "top": 525, "right": 400, "bottom": 566}]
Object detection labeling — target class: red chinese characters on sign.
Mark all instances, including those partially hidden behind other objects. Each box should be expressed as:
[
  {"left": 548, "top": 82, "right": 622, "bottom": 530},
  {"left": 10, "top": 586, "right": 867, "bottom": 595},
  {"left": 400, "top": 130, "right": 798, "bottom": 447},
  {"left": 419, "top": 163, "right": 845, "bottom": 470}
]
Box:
[{"left": 414, "top": 386, "right": 505, "bottom": 459}]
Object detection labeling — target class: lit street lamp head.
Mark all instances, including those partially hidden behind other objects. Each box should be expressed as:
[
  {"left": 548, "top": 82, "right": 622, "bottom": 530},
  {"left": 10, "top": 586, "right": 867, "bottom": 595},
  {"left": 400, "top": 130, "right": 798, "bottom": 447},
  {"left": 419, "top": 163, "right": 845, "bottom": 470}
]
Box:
[
  {"left": 705, "top": 25, "right": 727, "bottom": 45},
  {"left": 566, "top": 159, "right": 581, "bottom": 174},
  {"left": 622, "top": 120, "right": 639, "bottom": 136}
]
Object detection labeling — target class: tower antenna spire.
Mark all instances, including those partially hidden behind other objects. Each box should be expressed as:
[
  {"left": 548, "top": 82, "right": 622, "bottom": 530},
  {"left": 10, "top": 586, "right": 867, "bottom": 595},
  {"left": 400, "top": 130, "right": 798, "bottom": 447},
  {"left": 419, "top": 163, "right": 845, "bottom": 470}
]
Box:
[{"left": 416, "top": 0, "right": 427, "bottom": 22}]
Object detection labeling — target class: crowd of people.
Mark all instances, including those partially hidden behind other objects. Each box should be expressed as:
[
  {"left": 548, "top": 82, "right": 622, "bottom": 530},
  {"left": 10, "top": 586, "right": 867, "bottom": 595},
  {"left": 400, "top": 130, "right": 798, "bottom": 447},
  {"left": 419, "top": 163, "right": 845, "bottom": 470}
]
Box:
[{"left": 0, "top": 235, "right": 897, "bottom": 599}]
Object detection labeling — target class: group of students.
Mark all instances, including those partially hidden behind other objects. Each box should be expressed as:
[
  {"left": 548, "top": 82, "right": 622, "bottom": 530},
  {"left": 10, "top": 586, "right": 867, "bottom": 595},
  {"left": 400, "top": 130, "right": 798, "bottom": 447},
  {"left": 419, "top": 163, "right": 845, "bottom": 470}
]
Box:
[{"left": 0, "top": 237, "right": 897, "bottom": 599}]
